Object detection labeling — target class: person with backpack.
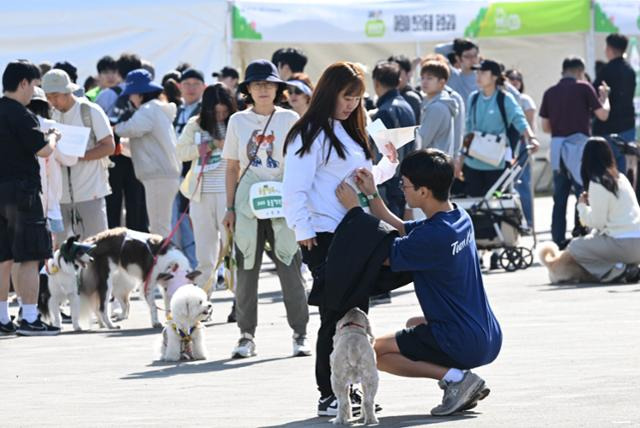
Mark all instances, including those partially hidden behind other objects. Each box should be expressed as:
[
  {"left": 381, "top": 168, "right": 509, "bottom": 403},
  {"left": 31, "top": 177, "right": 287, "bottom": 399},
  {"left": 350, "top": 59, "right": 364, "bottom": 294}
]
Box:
[
  {"left": 42, "top": 69, "right": 115, "bottom": 242},
  {"left": 458, "top": 60, "right": 538, "bottom": 198},
  {"left": 114, "top": 69, "right": 181, "bottom": 238}
]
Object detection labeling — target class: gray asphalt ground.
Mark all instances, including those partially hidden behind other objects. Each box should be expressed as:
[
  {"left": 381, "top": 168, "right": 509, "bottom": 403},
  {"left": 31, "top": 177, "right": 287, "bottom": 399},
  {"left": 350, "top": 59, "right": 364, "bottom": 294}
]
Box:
[{"left": 1, "top": 197, "right": 639, "bottom": 427}]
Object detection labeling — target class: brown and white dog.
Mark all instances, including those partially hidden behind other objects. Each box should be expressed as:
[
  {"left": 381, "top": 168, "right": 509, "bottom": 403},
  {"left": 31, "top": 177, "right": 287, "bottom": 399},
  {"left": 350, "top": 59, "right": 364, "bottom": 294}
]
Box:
[
  {"left": 81, "top": 227, "right": 200, "bottom": 328},
  {"left": 538, "top": 242, "right": 595, "bottom": 284}
]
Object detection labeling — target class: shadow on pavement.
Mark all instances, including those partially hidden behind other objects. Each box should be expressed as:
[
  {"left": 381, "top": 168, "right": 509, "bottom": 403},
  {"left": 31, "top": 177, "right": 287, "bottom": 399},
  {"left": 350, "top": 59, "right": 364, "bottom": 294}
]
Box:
[
  {"left": 538, "top": 282, "right": 639, "bottom": 291},
  {"left": 258, "top": 413, "right": 477, "bottom": 427},
  {"left": 121, "top": 356, "right": 291, "bottom": 380}
]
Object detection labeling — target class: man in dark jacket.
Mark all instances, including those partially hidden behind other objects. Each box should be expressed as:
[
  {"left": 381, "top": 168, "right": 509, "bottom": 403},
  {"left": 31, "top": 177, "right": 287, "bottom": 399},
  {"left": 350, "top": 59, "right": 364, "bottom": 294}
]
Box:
[
  {"left": 593, "top": 33, "right": 637, "bottom": 173},
  {"left": 388, "top": 55, "right": 422, "bottom": 123}
]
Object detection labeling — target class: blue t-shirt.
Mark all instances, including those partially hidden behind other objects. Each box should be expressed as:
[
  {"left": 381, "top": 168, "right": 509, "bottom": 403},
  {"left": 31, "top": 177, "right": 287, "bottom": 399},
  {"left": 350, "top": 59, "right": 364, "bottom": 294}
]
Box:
[{"left": 390, "top": 205, "right": 502, "bottom": 368}]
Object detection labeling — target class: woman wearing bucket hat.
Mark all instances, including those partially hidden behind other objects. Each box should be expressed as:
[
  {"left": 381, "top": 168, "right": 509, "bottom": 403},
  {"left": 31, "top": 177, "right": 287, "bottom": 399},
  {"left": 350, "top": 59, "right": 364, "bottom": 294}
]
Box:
[
  {"left": 115, "top": 69, "right": 181, "bottom": 238},
  {"left": 221, "top": 59, "right": 310, "bottom": 359}
]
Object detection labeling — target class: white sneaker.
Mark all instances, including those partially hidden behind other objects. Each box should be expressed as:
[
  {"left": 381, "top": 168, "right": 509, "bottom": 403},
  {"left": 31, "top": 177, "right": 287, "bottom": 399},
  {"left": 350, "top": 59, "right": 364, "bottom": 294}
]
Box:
[
  {"left": 232, "top": 332, "right": 256, "bottom": 358},
  {"left": 292, "top": 333, "right": 312, "bottom": 357}
]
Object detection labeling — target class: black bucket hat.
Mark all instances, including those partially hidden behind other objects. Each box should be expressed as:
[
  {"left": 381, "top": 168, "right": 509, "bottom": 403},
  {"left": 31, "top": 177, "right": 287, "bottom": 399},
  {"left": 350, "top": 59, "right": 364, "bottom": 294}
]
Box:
[{"left": 238, "top": 59, "right": 285, "bottom": 95}]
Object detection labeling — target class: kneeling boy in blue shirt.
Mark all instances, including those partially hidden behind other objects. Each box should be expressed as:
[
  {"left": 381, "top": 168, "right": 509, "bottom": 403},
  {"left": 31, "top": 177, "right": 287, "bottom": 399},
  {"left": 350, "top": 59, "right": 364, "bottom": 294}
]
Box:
[{"left": 336, "top": 149, "right": 502, "bottom": 416}]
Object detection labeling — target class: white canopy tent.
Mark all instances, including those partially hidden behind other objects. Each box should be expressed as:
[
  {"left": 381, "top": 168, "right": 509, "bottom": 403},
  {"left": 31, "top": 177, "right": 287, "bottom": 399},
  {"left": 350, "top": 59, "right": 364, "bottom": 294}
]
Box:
[{"left": 0, "top": 0, "right": 230, "bottom": 85}]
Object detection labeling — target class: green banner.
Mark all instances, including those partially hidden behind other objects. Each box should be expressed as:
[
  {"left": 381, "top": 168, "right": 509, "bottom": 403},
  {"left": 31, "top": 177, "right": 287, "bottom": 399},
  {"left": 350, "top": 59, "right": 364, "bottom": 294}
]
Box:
[{"left": 465, "top": 0, "right": 590, "bottom": 38}]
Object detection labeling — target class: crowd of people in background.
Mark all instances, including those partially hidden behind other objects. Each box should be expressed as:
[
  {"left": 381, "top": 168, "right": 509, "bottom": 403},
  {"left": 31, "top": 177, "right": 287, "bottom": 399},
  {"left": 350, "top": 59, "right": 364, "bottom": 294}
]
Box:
[{"left": 1, "top": 31, "right": 639, "bottom": 418}]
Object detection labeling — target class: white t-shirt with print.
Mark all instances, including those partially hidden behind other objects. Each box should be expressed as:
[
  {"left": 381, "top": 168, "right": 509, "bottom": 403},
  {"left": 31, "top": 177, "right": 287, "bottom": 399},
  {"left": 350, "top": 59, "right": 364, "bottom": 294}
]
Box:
[
  {"left": 52, "top": 97, "right": 113, "bottom": 203},
  {"left": 222, "top": 107, "right": 299, "bottom": 181}
]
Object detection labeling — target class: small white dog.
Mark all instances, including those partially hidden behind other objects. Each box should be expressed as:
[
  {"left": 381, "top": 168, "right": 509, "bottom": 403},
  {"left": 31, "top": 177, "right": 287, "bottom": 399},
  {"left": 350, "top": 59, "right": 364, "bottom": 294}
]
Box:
[
  {"left": 330, "top": 307, "right": 379, "bottom": 425},
  {"left": 160, "top": 285, "right": 212, "bottom": 362}
]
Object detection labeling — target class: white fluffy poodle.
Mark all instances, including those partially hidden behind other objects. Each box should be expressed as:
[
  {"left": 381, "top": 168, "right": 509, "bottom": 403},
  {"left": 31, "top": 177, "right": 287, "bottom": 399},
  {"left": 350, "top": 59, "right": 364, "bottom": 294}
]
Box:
[{"left": 159, "top": 285, "right": 212, "bottom": 361}]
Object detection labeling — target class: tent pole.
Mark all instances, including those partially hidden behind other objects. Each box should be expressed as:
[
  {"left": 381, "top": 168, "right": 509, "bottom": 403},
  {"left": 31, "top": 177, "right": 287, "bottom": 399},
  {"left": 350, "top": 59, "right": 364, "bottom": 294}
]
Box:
[{"left": 585, "top": 0, "right": 596, "bottom": 78}]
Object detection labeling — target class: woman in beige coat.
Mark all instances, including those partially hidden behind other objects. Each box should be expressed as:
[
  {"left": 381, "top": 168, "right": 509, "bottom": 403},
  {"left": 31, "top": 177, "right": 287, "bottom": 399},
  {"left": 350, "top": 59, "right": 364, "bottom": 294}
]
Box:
[{"left": 177, "top": 83, "right": 236, "bottom": 293}]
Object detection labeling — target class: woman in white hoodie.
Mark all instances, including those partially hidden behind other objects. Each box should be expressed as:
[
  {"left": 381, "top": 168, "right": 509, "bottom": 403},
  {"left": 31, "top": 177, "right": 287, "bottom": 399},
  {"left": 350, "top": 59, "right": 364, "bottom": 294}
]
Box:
[
  {"left": 115, "top": 69, "right": 181, "bottom": 237},
  {"left": 282, "top": 61, "right": 397, "bottom": 416}
]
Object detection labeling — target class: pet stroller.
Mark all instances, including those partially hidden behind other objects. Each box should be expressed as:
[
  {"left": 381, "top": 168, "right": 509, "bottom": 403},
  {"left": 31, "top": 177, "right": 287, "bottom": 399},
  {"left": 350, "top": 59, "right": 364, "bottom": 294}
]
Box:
[{"left": 453, "top": 147, "right": 535, "bottom": 272}]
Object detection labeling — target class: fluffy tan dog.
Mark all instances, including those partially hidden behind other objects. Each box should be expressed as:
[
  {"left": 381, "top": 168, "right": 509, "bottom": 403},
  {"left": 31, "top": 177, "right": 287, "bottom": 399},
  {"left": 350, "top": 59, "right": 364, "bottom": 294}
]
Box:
[{"left": 538, "top": 242, "right": 595, "bottom": 284}]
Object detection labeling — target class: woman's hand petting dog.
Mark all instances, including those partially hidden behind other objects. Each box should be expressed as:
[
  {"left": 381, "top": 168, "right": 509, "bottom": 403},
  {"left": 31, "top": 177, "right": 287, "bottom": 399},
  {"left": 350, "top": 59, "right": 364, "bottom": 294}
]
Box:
[{"left": 336, "top": 182, "right": 360, "bottom": 210}]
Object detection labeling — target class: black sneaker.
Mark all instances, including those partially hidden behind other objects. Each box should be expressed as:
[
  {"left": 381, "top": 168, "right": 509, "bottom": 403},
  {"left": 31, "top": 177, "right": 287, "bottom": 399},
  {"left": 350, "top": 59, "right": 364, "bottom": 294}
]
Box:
[
  {"left": 489, "top": 252, "right": 500, "bottom": 270},
  {"left": 0, "top": 319, "right": 16, "bottom": 335},
  {"left": 350, "top": 386, "right": 382, "bottom": 414},
  {"left": 317, "top": 394, "right": 339, "bottom": 416},
  {"left": 61, "top": 311, "right": 72, "bottom": 324},
  {"left": 16, "top": 316, "right": 60, "bottom": 336}
]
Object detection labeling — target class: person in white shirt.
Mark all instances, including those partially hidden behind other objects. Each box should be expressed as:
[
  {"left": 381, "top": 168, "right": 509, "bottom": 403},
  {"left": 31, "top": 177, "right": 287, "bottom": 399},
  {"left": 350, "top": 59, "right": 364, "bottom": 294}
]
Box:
[
  {"left": 42, "top": 69, "right": 115, "bottom": 242},
  {"left": 567, "top": 137, "right": 640, "bottom": 282},
  {"left": 282, "top": 61, "right": 398, "bottom": 417},
  {"left": 222, "top": 60, "right": 310, "bottom": 360}
]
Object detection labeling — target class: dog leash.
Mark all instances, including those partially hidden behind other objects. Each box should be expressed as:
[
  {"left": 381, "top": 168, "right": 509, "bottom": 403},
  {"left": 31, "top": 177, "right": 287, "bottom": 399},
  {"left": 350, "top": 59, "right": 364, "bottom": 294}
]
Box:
[{"left": 142, "top": 145, "right": 212, "bottom": 302}]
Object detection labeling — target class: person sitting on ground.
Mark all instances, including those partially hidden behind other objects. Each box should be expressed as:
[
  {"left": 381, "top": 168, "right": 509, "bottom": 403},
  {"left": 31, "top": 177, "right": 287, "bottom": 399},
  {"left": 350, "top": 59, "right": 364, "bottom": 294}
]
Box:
[
  {"left": 567, "top": 137, "right": 640, "bottom": 283},
  {"left": 335, "top": 148, "right": 502, "bottom": 416}
]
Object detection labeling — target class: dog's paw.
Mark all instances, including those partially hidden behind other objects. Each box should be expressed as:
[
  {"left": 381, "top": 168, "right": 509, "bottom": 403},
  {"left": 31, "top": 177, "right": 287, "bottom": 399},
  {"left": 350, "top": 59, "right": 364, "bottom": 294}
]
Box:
[{"left": 332, "top": 417, "right": 347, "bottom": 425}]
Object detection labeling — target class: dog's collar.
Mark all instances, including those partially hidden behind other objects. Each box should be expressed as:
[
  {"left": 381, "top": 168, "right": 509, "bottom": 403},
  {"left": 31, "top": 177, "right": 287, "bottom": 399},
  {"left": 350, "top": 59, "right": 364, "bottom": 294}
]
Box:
[
  {"left": 167, "top": 316, "right": 200, "bottom": 343},
  {"left": 340, "top": 321, "right": 366, "bottom": 330}
]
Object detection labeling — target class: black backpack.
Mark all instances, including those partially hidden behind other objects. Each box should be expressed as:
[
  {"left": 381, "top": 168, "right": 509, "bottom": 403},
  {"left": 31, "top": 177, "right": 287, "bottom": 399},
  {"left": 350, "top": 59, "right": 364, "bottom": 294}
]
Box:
[{"left": 470, "top": 90, "right": 522, "bottom": 152}]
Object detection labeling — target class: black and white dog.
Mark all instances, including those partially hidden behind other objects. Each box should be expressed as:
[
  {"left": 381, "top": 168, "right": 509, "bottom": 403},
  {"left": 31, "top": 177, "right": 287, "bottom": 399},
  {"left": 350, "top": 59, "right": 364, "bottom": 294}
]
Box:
[
  {"left": 38, "top": 236, "right": 96, "bottom": 331},
  {"left": 81, "top": 227, "right": 200, "bottom": 328}
]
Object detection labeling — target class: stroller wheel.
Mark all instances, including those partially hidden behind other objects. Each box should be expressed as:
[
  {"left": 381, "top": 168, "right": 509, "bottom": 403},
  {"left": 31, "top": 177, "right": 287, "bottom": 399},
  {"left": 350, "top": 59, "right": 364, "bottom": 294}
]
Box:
[
  {"left": 517, "top": 247, "right": 534, "bottom": 269},
  {"left": 499, "top": 248, "right": 522, "bottom": 272}
]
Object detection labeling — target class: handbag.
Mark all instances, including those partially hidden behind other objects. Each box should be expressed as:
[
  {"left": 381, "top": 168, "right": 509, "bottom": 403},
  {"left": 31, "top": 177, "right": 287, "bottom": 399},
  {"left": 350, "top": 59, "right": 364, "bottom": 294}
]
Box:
[{"left": 467, "top": 131, "right": 507, "bottom": 167}]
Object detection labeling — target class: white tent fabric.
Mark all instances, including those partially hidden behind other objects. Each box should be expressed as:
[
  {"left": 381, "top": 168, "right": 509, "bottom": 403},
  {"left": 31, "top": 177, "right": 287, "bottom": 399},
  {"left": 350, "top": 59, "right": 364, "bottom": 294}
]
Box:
[{"left": 0, "top": 0, "right": 229, "bottom": 86}]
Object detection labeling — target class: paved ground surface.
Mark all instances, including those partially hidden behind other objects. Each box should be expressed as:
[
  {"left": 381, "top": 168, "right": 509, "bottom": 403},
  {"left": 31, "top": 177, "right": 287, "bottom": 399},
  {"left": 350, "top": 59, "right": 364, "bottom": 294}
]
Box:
[{"left": 2, "top": 197, "right": 639, "bottom": 427}]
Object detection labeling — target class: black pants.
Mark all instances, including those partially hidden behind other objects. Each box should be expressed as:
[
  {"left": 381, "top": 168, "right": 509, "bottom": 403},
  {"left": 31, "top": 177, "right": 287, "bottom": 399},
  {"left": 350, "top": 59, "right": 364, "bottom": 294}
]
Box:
[
  {"left": 301, "top": 232, "right": 369, "bottom": 398},
  {"left": 105, "top": 155, "right": 149, "bottom": 232},
  {"left": 462, "top": 165, "right": 505, "bottom": 197}
]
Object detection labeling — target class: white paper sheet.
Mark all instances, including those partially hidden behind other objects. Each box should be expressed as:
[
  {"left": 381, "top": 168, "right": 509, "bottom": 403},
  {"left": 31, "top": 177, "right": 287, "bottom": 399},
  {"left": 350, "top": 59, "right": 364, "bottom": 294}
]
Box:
[
  {"left": 366, "top": 119, "right": 417, "bottom": 156},
  {"left": 53, "top": 123, "right": 91, "bottom": 157}
]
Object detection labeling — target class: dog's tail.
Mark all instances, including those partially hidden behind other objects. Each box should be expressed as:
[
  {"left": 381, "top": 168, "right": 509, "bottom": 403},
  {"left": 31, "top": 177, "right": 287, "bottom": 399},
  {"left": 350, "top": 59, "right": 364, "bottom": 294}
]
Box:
[
  {"left": 538, "top": 242, "right": 560, "bottom": 267},
  {"left": 37, "top": 271, "right": 51, "bottom": 320}
]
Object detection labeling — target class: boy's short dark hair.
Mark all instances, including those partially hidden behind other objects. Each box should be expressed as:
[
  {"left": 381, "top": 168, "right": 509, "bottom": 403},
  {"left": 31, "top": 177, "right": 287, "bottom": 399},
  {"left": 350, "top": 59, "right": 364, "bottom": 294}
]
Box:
[
  {"left": 372, "top": 61, "right": 401, "bottom": 89},
  {"left": 606, "top": 33, "right": 628, "bottom": 53},
  {"left": 420, "top": 61, "right": 450, "bottom": 82},
  {"left": 562, "top": 56, "right": 585, "bottom": 73},
  {"left": 97, "top": 55, "right": 117, "bottom": 74},
  {"left": 387, "top": 54, "right": 412, "bottom": 73},
  {"left": 116, "top": 53, "right": 142, "bottom": 79},
  {"left": 2, "top": 60, "right": 41, "bottom": 92},
  {"left": 400, "top": 149, "right": 454, "bottom": 202},
  {"left": 53, "top": 61, "right": 78, "bottom": 83},
  {"left": 272, "top": 48, "right": 308, "bottom": 73},
  {"left": 453, "top": 38, "right": 479, "bottom": 57}
]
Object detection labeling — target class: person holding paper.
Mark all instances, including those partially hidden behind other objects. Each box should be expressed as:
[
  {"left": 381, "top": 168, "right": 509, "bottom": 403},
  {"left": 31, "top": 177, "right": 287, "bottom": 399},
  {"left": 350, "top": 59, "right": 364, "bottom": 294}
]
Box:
[
  {"left": 282, "top": 61, "right": 398, "bottom": 417},
  {"left": 115, "top": 69, "right": 181, "bottom": 238},
  {"left": 42, "top": 69, "right": 115, "bottom": 242}
]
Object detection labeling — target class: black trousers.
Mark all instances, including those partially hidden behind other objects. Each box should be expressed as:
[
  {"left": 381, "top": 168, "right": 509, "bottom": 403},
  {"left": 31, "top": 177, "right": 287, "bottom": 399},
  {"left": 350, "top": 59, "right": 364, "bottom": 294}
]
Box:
[
  {"left": 462, "top": 165, "right": 505, "bottom": 197},
  {"left": 105, "top": 155, "right": 149, "bottom": 232},
  {"left": 301, "top": 232, "right": 369, "bottom": 398}
]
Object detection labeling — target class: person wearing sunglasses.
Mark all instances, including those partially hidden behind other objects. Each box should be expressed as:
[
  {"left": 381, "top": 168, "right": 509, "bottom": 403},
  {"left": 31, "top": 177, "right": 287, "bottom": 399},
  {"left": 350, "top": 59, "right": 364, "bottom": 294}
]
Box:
[{"left": 287, "top": 73, "right": 314, "bottom": 117}]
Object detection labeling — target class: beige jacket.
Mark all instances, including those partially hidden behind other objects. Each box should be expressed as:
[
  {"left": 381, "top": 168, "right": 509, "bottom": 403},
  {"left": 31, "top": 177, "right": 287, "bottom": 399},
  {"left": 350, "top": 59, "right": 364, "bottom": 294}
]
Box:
[{"left": 115, "top": 99, "right": 181, "bottom": 181}]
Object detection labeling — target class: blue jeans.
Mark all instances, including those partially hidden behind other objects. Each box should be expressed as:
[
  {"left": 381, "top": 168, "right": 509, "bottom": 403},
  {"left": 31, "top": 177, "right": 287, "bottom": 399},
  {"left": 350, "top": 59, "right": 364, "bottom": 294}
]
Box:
[
  {"left": 514, "top": 147, "right": 533, "bottom": 228},
  {"left": 551, "top": 170, "right": 583, "bottom": 246},
  {"left": 605, "top": 128, "right": 636, "bottom": 174},
  {"left": 172, "top": 194, "right": 197, "bottom": 269}
]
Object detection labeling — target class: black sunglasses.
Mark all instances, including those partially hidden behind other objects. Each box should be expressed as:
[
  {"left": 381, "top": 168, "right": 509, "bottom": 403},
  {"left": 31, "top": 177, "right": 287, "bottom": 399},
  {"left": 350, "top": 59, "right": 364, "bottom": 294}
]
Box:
[{"left": 289, "top": 87, "right": 305, "bottom": 96}]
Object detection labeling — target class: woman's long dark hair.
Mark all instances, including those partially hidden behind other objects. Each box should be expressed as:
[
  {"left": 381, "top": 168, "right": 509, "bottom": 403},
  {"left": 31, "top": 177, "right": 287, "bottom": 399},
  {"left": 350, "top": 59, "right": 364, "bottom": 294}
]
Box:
[
  {"left": 580, "top": 137, "right": 619, "bottom": 196},
  {"left": 284, "top": 62, "right": 371, "bottom": 161},
  {"left": 198, "top": 83, "right": 237, "bottom": 139}
]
